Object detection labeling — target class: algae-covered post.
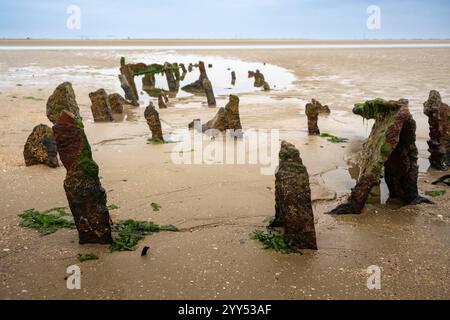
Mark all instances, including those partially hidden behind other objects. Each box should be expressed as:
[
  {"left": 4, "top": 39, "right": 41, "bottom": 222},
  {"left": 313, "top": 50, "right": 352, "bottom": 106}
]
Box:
[
  {"left": 423, "top": 90, "right": 449, "bottom": 170},
  {"left": 144, "top": 102, "right": 164, "bottom": 143},
  {"left": 305, "top": 100, "right": 320, "bottom": 135},
  {"left": 271, "top": 141, "right": 317, "bottom": 250},
  {"left": 179, "top": 63, "right": 187, "bottom": 74},
  {"left": 329, "top": 98, "right": 431, "bottom": 215},
  {"left": 23, "top": 124, "right": 59, "bottom": 168},
  {"left": 52, "top": 111, "right": 113, "bottom": 244}
]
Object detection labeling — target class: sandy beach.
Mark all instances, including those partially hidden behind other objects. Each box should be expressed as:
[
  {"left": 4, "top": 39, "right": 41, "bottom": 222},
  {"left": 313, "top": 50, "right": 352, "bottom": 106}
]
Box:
[{"left": 0, "top": 40, "right": 449, "bottom": 300}]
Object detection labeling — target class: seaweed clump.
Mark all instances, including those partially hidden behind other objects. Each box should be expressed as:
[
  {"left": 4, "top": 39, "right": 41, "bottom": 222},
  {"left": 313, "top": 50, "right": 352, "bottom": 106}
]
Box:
[
  {"left": 77, "top": 253, "right": 99, "bottom": 262},
  {"left": 110, "top": 219, "right": 178, "bottom": 252},
  {"left": 18, "top": 208, "right": 75, "bottom": 235},
  {"left": 320, "top": 132, "right": 348, "bottom": 143},
  {"left": 251, "top": 217, "right": 301, "bottom": 254}
]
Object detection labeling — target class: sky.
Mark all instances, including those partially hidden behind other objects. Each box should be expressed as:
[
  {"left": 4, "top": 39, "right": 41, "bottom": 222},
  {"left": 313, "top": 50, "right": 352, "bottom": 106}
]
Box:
[{"left": 1, "top": 0, "right": 450, "bottom": 39}]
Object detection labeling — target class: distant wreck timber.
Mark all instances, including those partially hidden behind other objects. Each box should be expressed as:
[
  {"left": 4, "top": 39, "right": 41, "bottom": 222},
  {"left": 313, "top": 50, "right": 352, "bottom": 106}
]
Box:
[
  {"left": 305, "top": 100, "right": 320, "bottom": 135},
  {"left": 46, "top": 82, "right": 81, "bottom": 124},
  {"left": 423, "top": 90, "right": 449, "bottom": 170},
  {"left": 120, "top": 57, "right": 184, "bottom": 104},
  {"left": 89, "top": 89, "right": 113, "bottom": 122},
  {"left": 181, "top": 61, "right": 217, "bottom": 106},
  {"left": 144, "top": 102, "right": 164, "bottom": 143},
  {"left": 53, "top": 111, "right": 113, "bottom": 244},
  {"left": 329, "top": 98, "right": 432, "bottom": 215},
  {"left": 271, "top": 141, "right": 318, "bottom": 250},
  {"left": 189, "top": 95, "right": 242, "bottom": 137}
]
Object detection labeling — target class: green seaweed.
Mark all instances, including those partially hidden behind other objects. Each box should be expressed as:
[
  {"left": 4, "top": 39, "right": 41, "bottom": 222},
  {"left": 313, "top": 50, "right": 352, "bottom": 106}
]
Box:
[
  {"left": 251, "top": 229, "right": 300, "bottom": 254},
  {"left": 320, "top": 133, "right": 348, "bottom": 143},
  {"left": 151, "top": 202, "right": 161, "bottom": 211},
  {"left": 425, "top": 190, "right": 446, "bottom": 197},
  {"left": 18, "top": 208, "right": 75, "bottom": 235},
  {"left": 110, "top": 219, "right": 178, "bottom": 252},
  {"left": 77, "top": 253, "right": 98, "bottom": 262},
  {"left": 147, "top": 139, "right": 168, "bottom": 145},
  {"left": 24, "top": 96, "right": 44, "bottom": 101},
  {"left": 251, "top": 217, "right": 301, "bottom": 254},
  {"left": 107, "top": 204, "right": 120, "bottom": 211}
]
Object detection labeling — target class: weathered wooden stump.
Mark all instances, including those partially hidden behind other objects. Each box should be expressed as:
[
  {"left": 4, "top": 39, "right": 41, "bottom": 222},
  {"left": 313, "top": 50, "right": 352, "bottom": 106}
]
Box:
[
  {"left": 271, "top": 141, "right": 317, "bottom": 250},
  {"left": 53, "top": 111, "right": 113, "bottom": 244}
]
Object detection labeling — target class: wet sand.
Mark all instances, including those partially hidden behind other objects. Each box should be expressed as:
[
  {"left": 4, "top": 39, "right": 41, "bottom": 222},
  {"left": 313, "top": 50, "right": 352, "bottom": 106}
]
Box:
[{"left": 0, "top": 41, "right": 449, "bottom": 299}]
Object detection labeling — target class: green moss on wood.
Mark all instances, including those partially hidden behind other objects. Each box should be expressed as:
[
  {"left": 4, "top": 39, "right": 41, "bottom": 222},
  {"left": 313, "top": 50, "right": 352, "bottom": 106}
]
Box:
[
  {"left": 73, "top": 119, "right": 100, "bottom": 179},
  {"left": 353, "top": 98, "right": 397, "bottom": 120}
]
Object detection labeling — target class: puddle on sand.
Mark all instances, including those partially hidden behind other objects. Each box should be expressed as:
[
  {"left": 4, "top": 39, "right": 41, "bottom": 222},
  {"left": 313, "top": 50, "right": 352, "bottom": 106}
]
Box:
[{"left": 321, "top": 163, "right": 390, "bottom": 205}]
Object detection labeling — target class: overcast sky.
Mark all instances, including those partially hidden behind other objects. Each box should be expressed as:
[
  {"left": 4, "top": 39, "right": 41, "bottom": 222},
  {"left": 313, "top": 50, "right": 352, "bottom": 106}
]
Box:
[{"left": 1, "top": 0, "right": 449, "bottom": 39}]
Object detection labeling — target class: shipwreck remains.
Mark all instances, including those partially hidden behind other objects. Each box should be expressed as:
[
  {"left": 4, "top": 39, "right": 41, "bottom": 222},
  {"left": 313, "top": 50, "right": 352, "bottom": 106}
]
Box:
[
  {"left": 46, "top": 82, "right": 81, "bottom": 123},
  {"left": 190, "top": 95, "right": 242, "bottom": 136},
  {"left": 271, "top": 141, "right": 317, "bottom": 250},
  {"left": 53, "top": 111, "right": 113, "bottom": 244},
  {"left": 23, "top": 124, "right": 59, "bottom": 168},
  {"left": 89, "top": 89, "right": 113, "bottom": 122},
  {"left": 423, "top": 90, "right": 449, "bottom": 170},
  {"left": 144, "top": 102, "right": 164, "bottom": 142},
  {"left": 120, "top": 57, "right": 182, "bottom": 104},
  {"left": 329, "top": 98, "right": 431, "bottom": 215}
]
